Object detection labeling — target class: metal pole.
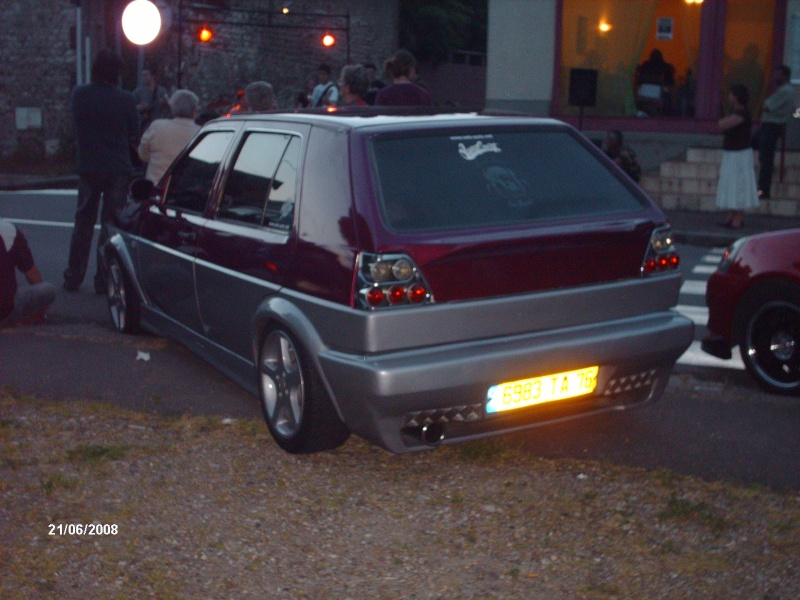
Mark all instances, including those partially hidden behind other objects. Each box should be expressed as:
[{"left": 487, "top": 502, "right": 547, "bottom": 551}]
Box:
[
  {"left": 84, "top": 35, "right": 91, "bottom": 83},
  {"left": 138, "top": 47, "right": 145, "bottom": 88},
  {"left": 76, "top": 5, "right": 83, "bottom": 85},
  {"left": 177, "top": 0, "right": 183, "bottom": 88}
]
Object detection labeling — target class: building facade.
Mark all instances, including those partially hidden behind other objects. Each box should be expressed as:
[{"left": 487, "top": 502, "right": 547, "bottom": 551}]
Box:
[
  {"left": 0, "top": 0, "right": 399, "bottom": 159},
  {"left": 487, "top": 0, "right": 798, "bottom": 138}
]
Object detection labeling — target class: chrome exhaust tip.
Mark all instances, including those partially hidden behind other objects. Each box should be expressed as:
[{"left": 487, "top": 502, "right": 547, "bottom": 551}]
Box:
[{"left": 420, "top": 423, "right": 445, "bottom": 446}]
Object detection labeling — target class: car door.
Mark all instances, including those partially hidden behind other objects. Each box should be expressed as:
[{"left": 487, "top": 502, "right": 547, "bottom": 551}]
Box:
[
  {"left": 137, "top": 129, "right": 235, "bottom": 334},
  {"left": 195, "top": 128, "right": 304, "bottom": 361}
]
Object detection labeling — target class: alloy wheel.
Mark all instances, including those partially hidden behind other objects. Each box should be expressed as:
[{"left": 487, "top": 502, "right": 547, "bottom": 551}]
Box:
[
  {"left": 743, "top": 300, "right": 800, "bottom": 392},
  {"left": 260, "top": 329, "right": 305, "bottom": 438}
]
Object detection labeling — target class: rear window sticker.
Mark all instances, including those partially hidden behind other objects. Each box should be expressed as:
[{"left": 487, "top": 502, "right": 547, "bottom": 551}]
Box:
[{"left": 458, "top": 140, "right": 502, "bottom": 161}]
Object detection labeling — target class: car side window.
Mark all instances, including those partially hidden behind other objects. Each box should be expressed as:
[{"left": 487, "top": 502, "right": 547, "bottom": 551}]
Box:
[
  {"left": 219, "top": 132, "right": 294, "bottom": 227},
  {"left": 265, "top": 136, "right": 301, "bottom": 231},
  {"left": 166, "top": 131, "right": 234, "bottom": 213}
]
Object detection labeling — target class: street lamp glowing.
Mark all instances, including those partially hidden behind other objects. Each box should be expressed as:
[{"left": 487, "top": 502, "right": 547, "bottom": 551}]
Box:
[
  {"left": 322, "top": 33, "right": 336, "bottom": 47},
  {"left": 121, "top": 0, "right": 162, "bottom": 45},
  {"left": 198, "top": 26, "right": 213, "bottom": 43}
]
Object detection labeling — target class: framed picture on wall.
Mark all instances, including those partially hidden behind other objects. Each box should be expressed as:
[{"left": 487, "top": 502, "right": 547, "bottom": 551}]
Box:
[{"left": 657, "top": 17, "right": 674, "bottom": 41}]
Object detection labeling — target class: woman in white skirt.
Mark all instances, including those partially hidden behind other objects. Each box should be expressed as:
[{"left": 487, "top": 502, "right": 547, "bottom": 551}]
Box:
[{"left": 715, "top": 83, "right": 759, "bottom": 229}]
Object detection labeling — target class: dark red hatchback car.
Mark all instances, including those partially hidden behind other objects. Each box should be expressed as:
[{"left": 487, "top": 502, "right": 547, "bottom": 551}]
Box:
[
  {"left": 104, "top": 111, "right": 693, "bottom": 453},
  {"left": 702, "top": 229, "right": 800, "bottom": 394}
]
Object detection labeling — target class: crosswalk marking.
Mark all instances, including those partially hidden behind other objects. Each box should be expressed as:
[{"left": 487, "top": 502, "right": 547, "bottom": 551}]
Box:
[
  {"left": 677, "top": 341, "right": 745, "bottom": 370},
  {"left": 676, "top": 247, "right": 743, "bottom": 371},
  {"left": 691, "top": 265, "right": 717, "bottom": 275},
  {"left": 680, "top": 279, "right": 707, "bottom": 295},
  {"left": 676, "top": 304, "right": 708, "bottom": 325}
]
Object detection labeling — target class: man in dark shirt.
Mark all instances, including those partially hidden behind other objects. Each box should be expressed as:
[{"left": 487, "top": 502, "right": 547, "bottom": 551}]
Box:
[
  {"left": 1, "top": 219, "right": 55, "bottom": 327},
  {"left": 64, "top": 49, "right": 139, "bottom": 293},
  {"left": 375, "top": 50, "right": 433, "bottom": 107}
]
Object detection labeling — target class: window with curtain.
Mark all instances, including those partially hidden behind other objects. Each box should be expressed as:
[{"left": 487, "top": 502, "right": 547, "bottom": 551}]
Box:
[
  {"left": 559, "top": 0, "right": 702, "bottom": 118},
  {"left": 723, "top": 0, "right": 776, "bottom": 119},
  {"left": 560, "top": 0, "right": 658, "bottom": 116}
]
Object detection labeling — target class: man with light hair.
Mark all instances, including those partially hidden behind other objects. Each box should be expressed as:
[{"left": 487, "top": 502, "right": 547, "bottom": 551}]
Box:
[
  {"left": 245, "top": 81, "right": 276, "bottom": 111},
  {"left": 338, "top": 64, "right": 369, "bottom": 106},
  {"left": 138, "top": 89, "right": 201, "bottom": 183}
]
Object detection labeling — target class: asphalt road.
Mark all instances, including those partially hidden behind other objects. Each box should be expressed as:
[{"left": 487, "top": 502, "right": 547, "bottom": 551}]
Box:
[{"left": 1, "top": 189, "right": 798, "bottom": 491}]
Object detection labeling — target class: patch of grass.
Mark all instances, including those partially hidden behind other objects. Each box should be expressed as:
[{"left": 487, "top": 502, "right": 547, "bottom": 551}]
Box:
[
  {"left": 453, "top": 440, "right": 507, "bottom": 462},
  {"left": 235, "top": 419, "right": 267, "bottom": 438},
  {"left": 653, "top": 467, "right": 680, "bottom": 486},
  {"left": 66, "top": 444, "right": 127, "bottom": 465},
  {"left": 655, "top": 539, "right": 681, "bottom": 555},
  {"left": 659, "top": 493, "right": 728, "bottom": 533},
  {"left": 40, "top": 473, "right": 78, "bottom": 496},
  {"left": 586, "top": 581, "right": 621, "bottom": 597}
]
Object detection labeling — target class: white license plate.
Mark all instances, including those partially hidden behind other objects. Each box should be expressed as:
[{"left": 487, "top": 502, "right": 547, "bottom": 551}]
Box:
[{"left": 486, "top": 366, "right": 599, "bottom": 414}]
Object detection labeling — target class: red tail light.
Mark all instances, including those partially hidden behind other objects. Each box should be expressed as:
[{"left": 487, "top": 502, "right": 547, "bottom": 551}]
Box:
[
  {"left": 641, "top": 226, "right": 680, "bottom": 276},
  {"left": 354, "top": 253, "right": 434, "bottom": 310}
]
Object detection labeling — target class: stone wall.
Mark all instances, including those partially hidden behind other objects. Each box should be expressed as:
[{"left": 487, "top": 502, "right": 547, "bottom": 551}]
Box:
[
  {"left": 0, "top": 0, "right": 399, "bottom": 160},
  {"left": 168, "top": 0, "right": 400, "bottom": 109},
  {"left": 0, "top": 0, "right": 79, "bottom": 158}
]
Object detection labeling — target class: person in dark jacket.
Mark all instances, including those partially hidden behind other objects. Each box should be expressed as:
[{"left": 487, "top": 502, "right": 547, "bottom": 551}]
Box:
[{"left": 63, "top": 49, "right": 139, "bottom": 293}]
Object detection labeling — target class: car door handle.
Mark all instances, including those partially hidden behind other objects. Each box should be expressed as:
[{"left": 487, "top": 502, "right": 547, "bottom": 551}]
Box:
[{"left": 177, "top": 230, "right": 196, "bottom": 243}]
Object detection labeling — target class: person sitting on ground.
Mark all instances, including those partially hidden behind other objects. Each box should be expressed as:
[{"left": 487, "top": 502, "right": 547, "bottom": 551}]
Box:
[
  {"left": 601, "top": 130, "right": 642, "bottom": 182},
  {"left": 138, "top": 89, "right": 201, "bottom": 184},
  {"left": 375, "top": 50, "right": 433, "bottom": 107},
  {"left": 338, "top": 64, "right": 370, "bottom": 107},
  {"left": 1, "top": 219, "right": 56, "bottom": 328},
  {"left": 244, "top": 80, "right": 277, "bottom": 112}
]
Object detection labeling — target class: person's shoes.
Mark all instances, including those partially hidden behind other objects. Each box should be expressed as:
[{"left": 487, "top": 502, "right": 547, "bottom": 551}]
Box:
[{"left": 63, "top": 280, "right": 80, "bottom": 292}]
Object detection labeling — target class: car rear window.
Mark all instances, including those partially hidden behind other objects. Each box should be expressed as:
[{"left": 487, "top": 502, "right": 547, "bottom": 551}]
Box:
[{"left": 369, "top": 129, "right": 646, "bottom": 232}]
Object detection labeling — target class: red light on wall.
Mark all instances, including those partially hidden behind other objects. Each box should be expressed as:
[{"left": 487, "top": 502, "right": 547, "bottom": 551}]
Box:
[{"left": 322, "top": 33, "right": 336, "bottom": 47}]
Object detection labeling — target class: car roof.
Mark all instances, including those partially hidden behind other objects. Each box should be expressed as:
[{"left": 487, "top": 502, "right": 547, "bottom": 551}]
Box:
[{"left": 214, "top": 108, "right": 569, "bottom": 133}]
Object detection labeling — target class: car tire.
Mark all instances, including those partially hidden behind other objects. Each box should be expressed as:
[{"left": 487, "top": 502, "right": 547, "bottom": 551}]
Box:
[
  {"left": 738, "top": 283, "right": 800, "bottom": 395},
  {"left": 258, "top": 326, "right": 350, "bottom": 453},
  {"left": 106, "top": 255, "right": 141, "bottom": 334}
]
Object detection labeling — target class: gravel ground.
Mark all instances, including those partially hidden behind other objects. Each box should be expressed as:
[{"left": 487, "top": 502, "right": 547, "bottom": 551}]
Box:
[{"left": 1, "top": 389, "right": 798, "bottom": 599}]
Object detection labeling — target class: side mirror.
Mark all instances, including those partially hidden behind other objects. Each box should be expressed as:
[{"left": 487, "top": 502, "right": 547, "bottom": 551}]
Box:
[{"left": 129, "top": 178, "right": 154, "bottom": 203}]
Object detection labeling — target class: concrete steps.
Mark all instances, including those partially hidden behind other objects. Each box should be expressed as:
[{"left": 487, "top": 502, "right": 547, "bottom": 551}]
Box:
[{"left": 641, "top": 147, "right": 800, "bottom": 216}]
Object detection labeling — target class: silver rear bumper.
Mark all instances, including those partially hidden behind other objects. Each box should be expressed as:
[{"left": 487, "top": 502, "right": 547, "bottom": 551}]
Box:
[{"left": 318, "top": 309, "right": 693, "bottom": 453}]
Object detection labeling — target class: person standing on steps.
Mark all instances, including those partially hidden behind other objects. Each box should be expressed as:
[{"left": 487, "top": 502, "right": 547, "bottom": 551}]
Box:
[
  {"left": 715, "top": 84, "right": 759, "bottom": 229},
  {"left": 752, "top": 65, "right": 795, "bottom": 199}
]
